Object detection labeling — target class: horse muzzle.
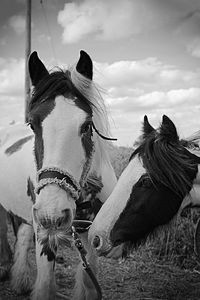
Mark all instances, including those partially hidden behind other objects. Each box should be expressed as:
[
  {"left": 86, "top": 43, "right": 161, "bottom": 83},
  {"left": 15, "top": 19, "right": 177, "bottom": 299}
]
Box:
[
  {"left": 33, "top": 206, "right": 72, "bottom": 229},
  {"left": 89, "top": 232, "right": 112, "bottom": 256},
  {"left": 91, "top": 234, "right": 123, "bottom": 259}
]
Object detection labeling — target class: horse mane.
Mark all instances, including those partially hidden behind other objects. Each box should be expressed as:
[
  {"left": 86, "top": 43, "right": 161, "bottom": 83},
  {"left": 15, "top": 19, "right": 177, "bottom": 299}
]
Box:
[
  {"left": 70, "top": 65, "right": 112, "bottom": 165},
  {"left": 29, "top": 65, "right": 112, "bottom": 165},
  {"left": 136, "top": 134, "right": 198, "bottom": 197}
]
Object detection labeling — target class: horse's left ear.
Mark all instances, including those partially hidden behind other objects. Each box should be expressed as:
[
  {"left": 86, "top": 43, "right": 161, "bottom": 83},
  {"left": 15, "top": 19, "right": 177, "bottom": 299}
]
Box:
[
  {"left": 143, "top": 115, "right": 155, "bottom": 137},
  {"left": 160, "top": 115, "right": 179, "bottom": 141},
  {"left": 76, "top": 50, "right": 93, "bottom": 80},
  {"left": 28, "top": 51, "right": 49, "bottom": 86}
]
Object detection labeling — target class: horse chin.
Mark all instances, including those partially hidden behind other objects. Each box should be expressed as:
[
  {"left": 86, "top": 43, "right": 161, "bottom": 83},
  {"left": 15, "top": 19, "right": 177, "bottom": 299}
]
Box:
[
  {"left": 37, "top": 225, "right": 72, "bottom": 256},
  {"left": 104, "top": 244, "right": 124, "bottom": 259},
  {"left": 104, "top": 239, "right": 135, "bottom": 260},
  {"left": 95, "top": 236, "right": 124, "bottom": 259}
]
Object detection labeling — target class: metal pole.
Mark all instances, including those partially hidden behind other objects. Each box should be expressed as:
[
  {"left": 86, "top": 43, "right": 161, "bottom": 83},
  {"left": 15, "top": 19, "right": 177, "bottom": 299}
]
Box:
[{"left": 25, "top": 0, "right": 31, "bottom": 122}]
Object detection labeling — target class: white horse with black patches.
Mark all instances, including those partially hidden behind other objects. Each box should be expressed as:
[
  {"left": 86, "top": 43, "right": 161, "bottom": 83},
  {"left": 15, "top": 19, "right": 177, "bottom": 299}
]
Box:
[
  {"left": 89, "top": 115, "right": 200, "bottom": 258},
  {"left": 0, "top": 50, "right": 117, "bottom": 299}
]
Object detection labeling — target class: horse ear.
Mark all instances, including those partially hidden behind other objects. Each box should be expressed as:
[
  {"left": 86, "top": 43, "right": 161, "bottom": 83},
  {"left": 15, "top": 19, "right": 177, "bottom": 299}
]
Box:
[
  {"left": 143, "top": 115, "right": 155, "bottom": 137},
  {"left": 28, "top": 51, "right": 49, "bottom": 86},
  {"left": 76, "top": 50, "right": 93, "bottom": 80},
  {"left": 160, "top": 115, "right": 179, "bottom": 141}
]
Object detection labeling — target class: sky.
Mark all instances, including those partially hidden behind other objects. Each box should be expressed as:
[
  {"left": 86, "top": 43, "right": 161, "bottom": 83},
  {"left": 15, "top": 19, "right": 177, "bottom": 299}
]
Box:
[{"left": 0, "top": 0, "right": 200, "bottom": 146}]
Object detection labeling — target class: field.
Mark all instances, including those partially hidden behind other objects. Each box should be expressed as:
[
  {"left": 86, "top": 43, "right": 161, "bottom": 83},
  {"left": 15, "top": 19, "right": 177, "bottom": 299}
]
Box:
[{"left": 1, "top": 145, "right": 200, "bottom": 299}]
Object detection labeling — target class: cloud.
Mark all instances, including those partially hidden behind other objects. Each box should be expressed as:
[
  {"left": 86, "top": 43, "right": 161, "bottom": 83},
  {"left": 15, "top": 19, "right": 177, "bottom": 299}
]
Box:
[
  {"left": 8, "top": 15, "right": 26, "bottom": 35},
  {"left": 0, "top": 57, "right": 25, "bottom": 126},
  {"left": 57, "top": 0, "right": 200, "bottom": 45},
  {"left": 187, "top": 38, "right": 200, "bottom": 58},
  {"left": 94, "top": 58, "right": 200, "bottom": 93},
  {"left": 0, "top": 94, "right": 24, "bottom": 127},
  {"left": 93, "top": 57, "right": 200, "bottom": 145},
  {"left": 57, "top": 0, "right": 157, "bottom": 43},
  {"left": 175, "top": 5, "right": 200, "bottom": 58},
  {"left": 0, "top": 58, "right": 25, "bottom": 96}
]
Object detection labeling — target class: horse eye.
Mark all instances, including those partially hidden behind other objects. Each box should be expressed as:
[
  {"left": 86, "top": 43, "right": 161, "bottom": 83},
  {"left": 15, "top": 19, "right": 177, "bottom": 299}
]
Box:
[
  {"left": 81, "top": 121, "right": 92, "bottom": 135},
  {"left": 139, "top": 176, "right": 151, "bottom": 188}
]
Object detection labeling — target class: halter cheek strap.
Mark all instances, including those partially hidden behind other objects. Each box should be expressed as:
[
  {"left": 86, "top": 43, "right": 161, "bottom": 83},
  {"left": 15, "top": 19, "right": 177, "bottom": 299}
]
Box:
[{"left": 35, "top": 167, "right": 81, "bottom": 201}]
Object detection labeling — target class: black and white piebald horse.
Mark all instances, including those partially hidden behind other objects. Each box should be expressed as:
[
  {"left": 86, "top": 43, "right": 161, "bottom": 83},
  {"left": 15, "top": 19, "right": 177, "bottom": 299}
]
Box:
[
  {"left": 89, "top": 115, "right": 200, "bottom": 258},
  {"left": 0, "top": 51, "right": 117, "bottom": 299}
]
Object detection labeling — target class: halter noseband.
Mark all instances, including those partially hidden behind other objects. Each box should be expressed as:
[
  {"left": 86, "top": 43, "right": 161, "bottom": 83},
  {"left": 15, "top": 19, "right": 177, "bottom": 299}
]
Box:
[{"left": 35, "top": 167, "right": 81, "bottom": 201}]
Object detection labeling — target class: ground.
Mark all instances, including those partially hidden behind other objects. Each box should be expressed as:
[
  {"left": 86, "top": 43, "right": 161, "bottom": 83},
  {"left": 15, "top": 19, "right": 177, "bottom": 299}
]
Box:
[{"left": 0, "top": 227, "right": 200, "bottom": 300}]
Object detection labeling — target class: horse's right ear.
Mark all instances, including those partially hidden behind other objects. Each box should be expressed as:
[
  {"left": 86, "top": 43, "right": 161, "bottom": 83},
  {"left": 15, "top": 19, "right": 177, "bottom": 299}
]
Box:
[
  {"left": 76, "top": 50, "right": 93, "bottom": 80},
  {"left": 143, "top": 115, "right": 155, "bottom": 137},
  {"left": 160, "top": 115, "right": 179, "bottom": 142},
  {"left": 28, "top": 51, "right": 49, "bottom": 86}
]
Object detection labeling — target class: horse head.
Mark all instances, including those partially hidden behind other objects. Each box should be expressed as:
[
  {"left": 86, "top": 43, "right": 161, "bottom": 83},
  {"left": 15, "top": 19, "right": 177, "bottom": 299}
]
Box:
[
  {"left": 89, "top": 115, "right": 200, "bottom": 258},
  {"left": 28, "top": 51, "right": 109, "bottom": 256}
]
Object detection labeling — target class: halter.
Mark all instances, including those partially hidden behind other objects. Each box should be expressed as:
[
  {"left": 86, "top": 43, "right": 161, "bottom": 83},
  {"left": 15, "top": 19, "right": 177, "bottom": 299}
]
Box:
[
  {"left": 91, "top": 122, "right": 117, "bottom": 141},
  {"left": 35, "top": 167, "right": 81, "bottom": 200}
]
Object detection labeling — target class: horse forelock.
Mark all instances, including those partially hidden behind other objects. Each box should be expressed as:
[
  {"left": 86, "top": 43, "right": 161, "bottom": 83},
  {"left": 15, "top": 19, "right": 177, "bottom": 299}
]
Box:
[
  {"left": 29, "top": 69, "right": 92, "bottom": 115},
  {"left": 139, "top": 135, "right": 198, "bottom": 197}
]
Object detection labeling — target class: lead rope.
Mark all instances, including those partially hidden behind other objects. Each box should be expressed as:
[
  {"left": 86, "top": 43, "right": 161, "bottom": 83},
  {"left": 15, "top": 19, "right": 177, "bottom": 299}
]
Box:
[
  {"left": 71, "top": 226, "right": 102, "bottom": 300},
  {"left": 56, "top": 225, "right": 102, "bottom": 300}
]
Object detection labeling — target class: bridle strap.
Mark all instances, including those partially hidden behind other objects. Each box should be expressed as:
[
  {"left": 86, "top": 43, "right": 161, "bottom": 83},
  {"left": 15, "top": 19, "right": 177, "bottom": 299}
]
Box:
[
  {"left": 91, "top": 122, "right": 117, "bottom": 141},
  {"left": 38, "top": 170, "right": 78, "bottom": 191},
  {"left": 35, "top": 167, "right": 81, "bottom": 201}
]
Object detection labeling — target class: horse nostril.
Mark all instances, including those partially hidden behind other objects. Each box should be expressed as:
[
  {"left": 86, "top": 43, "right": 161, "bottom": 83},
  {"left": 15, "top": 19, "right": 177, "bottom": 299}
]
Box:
[{"left": 93, "top": 235, "right": 102, "bottom": 249}]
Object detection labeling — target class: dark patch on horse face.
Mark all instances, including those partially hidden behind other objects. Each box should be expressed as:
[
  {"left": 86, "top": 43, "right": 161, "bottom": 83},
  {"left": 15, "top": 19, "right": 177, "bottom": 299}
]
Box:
[
  {"left": 5, "top": 135, "right": 33, "bottom": 156},
  {"left": 110, "top": 156, "right": 198, "bottom": 248},
  {"left": 110, "top": 174, "right": 184, "bottom": 247},
  {"left": 27, "top": 177, "right": 36, "bottom": 203},
  {"left": 28, "top": 98, "right": 55, "bottom": 170},
  {"left": 80, "top": 117, "right": 94, "bottom": 158}
]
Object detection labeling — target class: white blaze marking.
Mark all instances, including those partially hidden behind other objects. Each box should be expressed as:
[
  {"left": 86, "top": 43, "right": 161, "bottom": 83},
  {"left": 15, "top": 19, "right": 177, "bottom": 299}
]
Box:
[
  {"left": 89, "top": 155, "right": 145, "bottom": 239},
  {"left": 42, "top": 96, "right": 87, "bottom": 181}
]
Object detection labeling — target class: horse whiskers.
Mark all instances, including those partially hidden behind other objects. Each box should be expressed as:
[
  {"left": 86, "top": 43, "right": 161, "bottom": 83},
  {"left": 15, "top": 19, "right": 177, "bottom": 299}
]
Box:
[{"left": 37, "top": 225, "right": 72, "bottom": 256}]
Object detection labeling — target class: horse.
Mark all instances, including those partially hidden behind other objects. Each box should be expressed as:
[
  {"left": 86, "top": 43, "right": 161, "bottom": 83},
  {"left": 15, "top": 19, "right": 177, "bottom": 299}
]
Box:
[
  {"left": 0, "top": 50, "right": 117, "bottom": 299},
  {"left": 89, "top": 115, "right": 200, "bottom": 258}
]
